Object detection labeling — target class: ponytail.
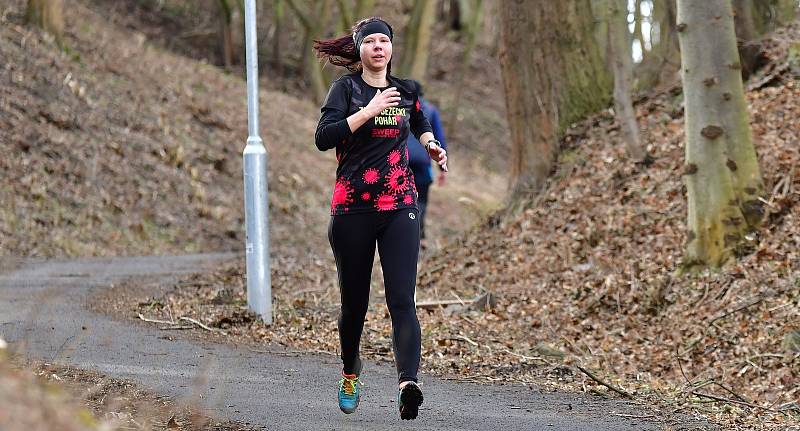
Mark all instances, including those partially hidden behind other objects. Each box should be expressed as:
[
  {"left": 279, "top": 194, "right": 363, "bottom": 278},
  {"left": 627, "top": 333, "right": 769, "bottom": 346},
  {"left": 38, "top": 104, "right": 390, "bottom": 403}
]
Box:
[{"left": 313, "top": 17, "right": 394, "bottom": 74}]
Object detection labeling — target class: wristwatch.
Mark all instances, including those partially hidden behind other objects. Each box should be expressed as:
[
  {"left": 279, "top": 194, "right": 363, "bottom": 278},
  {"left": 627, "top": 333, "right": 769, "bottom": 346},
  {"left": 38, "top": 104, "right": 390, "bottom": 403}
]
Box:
[{"left": 425, "top": 139, "right": 441, "bottom": 151}]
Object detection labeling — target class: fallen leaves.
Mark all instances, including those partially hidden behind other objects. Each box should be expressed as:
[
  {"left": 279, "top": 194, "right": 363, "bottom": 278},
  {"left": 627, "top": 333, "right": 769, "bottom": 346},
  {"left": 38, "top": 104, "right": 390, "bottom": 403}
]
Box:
[{"left": 126, "top": 21, "right": 800, "bottom": 430}]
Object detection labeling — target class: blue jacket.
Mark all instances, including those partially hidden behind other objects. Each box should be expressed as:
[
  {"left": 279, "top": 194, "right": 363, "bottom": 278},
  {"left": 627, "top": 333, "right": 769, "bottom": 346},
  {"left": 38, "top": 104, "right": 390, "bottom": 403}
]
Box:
[{"left": 407, "top": 99, "right": 447, "bottom": 186}]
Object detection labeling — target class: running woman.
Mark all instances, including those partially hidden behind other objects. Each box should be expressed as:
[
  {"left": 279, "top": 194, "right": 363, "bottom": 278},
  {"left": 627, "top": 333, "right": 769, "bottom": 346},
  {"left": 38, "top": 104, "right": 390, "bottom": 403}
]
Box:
[{"left": 313, "top": 17, "right": 448, "bottom": 420}]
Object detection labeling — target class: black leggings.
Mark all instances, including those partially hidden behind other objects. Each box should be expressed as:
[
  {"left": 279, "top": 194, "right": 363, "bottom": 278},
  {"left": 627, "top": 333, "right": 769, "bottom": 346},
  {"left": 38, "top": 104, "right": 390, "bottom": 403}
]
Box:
[{"left": 328, "top": 209, "right": 421, "bottom": 383}]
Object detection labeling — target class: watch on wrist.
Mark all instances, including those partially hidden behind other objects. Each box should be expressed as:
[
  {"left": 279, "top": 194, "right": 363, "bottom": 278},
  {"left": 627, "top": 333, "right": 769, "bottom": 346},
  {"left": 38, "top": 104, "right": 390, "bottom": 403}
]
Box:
[{"left": 425, "top": 139, "right": 441, "bottom": 150}]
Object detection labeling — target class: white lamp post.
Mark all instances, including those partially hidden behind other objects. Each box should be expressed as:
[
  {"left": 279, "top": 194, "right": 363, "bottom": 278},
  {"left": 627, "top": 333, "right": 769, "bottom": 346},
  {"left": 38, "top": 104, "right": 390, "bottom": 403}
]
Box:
[{"left": 242, "top": 0, "right": 272, "bottom": 324}]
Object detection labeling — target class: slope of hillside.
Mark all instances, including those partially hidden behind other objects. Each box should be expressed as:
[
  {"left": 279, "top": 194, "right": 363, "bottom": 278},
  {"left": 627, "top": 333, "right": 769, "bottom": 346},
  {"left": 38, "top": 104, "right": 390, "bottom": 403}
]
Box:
[
  {"left": 415, "top": 21, "right": 800, "bottom": 429},
  {"left": 96, "top": 19, "right": 800, "bottom": 431},
  {"left": 0, "top": 0, "right": 503, "bottom": 258},
  {"left": 0, "top": 0, "right": 328, "bottom": 258}
]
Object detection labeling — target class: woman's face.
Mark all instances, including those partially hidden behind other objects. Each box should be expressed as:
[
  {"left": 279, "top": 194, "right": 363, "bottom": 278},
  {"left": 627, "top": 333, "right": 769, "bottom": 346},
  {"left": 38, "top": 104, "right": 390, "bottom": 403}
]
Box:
[{"left": 359, "top": 32, "right": 392, "bottom": 72}]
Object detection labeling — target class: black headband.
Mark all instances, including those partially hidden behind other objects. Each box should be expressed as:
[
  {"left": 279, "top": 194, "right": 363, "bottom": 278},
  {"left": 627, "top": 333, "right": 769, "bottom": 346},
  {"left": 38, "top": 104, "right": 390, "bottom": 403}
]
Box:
[{"left": 353, "top": 20, "right": 393, "bottom": 53}]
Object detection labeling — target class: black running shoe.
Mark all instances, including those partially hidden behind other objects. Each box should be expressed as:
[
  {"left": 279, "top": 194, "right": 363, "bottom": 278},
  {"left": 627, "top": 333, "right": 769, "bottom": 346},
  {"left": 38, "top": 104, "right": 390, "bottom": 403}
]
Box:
[{"left": 398, "top": 381, "right": 423, "bottom": 420}]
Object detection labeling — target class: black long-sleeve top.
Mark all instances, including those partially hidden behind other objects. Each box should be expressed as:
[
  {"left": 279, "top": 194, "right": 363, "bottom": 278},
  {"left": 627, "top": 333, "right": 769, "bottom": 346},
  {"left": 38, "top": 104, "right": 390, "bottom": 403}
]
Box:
[{"left": 315, "top": 73, "right": 432, "bottom": 215}]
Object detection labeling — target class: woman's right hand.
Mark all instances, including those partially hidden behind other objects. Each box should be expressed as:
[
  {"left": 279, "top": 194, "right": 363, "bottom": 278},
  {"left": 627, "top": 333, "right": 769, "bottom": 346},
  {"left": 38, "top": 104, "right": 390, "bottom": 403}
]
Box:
[{"left": 364, "top": 87, "right": 400, "bottom": 118}]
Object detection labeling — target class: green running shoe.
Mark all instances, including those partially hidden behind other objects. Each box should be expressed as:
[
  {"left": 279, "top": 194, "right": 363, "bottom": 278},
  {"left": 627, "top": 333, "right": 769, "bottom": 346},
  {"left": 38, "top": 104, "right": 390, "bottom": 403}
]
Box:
[
  {"left": 338, "top": 372, "right": 362, "bottom": 414},
  {"left": 398, "top": 381, "right": 423, "bottom": 420}
]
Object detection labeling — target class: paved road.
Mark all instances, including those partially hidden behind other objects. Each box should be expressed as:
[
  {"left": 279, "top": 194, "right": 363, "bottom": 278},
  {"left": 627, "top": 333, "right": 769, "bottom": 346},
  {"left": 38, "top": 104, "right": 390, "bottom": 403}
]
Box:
[{"left": 0, "top": 255, "right": 707, "bottom": 430}]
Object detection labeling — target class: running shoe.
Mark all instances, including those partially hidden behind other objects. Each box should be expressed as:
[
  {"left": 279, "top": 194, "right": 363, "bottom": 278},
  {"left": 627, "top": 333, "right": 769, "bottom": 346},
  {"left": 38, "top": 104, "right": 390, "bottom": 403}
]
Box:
[
  {"left": 338, "top": 372, "right": 362, "bottom": 414},
  {"left": 398, "top": 381, "right": 423, "bottom": 420}
]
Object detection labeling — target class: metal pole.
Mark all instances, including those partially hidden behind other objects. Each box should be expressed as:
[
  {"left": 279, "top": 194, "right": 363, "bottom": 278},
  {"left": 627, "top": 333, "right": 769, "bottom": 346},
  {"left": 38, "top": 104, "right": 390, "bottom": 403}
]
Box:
[{"left": 243, "top": 0, "right": 272, "bottom": 324}]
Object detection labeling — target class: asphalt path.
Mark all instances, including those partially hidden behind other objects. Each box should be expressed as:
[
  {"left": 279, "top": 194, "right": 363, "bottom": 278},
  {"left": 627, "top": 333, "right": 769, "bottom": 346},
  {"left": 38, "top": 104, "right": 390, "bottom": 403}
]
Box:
[{"left": 0, "top": 255, "right": 709, "bottom": 430}]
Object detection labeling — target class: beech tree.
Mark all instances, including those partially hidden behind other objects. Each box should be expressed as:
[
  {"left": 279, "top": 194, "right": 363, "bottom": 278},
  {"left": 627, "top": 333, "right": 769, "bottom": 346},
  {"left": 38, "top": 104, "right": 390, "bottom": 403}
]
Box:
[
  {"left": 498, "top": 0, "right": 612, "bottom": 195},
  {"left": 26, "top": 0, "right": 64, "bottom": 43},
  {"left": 677, "top": 0, "right": 764, "bottom": 270}
]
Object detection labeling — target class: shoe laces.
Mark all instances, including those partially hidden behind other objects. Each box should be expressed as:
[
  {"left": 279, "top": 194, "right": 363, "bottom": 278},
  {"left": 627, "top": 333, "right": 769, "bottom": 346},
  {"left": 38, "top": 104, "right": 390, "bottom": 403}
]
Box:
[{"left": 339, "top": 374, "right": 361, "bottom": 396}]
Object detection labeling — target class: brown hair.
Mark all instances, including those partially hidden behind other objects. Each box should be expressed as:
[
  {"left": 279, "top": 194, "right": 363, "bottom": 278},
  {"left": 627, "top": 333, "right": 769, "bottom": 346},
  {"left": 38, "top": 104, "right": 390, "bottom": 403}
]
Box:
[{"left": 313, "top": 17, "right": 393, "bottom": 73}]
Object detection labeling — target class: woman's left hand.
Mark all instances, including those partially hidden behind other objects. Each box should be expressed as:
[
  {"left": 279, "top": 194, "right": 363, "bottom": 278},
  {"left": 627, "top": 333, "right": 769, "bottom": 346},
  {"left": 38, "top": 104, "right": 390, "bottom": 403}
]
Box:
[{"left": 428, "top": 143, "right": 448, "bottom": 172}]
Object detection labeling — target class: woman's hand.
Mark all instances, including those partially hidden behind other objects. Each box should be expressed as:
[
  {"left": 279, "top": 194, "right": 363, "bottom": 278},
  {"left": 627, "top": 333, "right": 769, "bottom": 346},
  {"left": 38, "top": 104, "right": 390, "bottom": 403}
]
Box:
[
  {"left": 427, "top": 142, "right": 448, "bottom": 172},
  {"left": 364, "top": 87, "right": 401, "bottom": 118},
  {"left": 346, "top": 87, "right": 400, "bottom": 132}
]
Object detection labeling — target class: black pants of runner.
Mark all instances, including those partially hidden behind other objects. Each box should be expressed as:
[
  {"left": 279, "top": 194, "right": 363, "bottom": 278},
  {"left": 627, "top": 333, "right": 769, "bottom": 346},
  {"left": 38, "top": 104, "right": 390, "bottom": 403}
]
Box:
[
  {"left": 328, "top": 209, "right": 421, "bottom": 383},
  {"left": 416, "top": 182, "right": 431, "bottom": 240}
]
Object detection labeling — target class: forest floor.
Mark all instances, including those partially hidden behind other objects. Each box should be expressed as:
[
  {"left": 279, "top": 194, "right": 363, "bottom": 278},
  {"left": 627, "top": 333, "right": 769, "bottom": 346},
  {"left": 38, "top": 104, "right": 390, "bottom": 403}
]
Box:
[{"left": 97, "top": 18, "right": 800, "bottom": 431}]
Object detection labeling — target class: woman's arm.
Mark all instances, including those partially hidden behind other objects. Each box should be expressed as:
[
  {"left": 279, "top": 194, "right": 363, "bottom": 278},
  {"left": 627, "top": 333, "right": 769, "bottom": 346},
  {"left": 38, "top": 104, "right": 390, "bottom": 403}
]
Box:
[{"left": 315, "top": 81, "right": 352, "bottom": 151}]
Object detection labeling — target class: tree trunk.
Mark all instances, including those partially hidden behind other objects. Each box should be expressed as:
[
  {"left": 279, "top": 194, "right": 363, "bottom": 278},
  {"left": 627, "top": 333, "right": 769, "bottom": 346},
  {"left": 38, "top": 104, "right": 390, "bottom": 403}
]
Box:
[
  {"left": 446, "top": 0, "right": 483, "bottom": 140},
  {"left": 26, "top": 0, "right": 64, "bottom": 43},
  {"left": 589, "top": 0, "right": 610, "bottom": 66},
  {"left": 335, "top": 0, "right": 375, "bottom": 33},
  {"left": 499, "top": 0, "right": 612, "bottom": 195},
  {"left": 287, "top": 0, "right": 331, "bottom": 103},
  {"left": 733, "top": 0, "right": 798, "bottom": 79},
  {"left": 752, "top": 0, "right": 797, "bottom": 33},
  {"left": 399, "top": 0, "right": 436, "bottom": 79},
  {"left": 217, "top": 0, "right": 244, "bottom": 68},
  {"left": 273, "top": 0, "right": 285, "bottom": 80},
  {"left": 635, "top": 0, "right": 680, "bottom": 91},
  {"left": 218, "top": 0, "right": 235, "bottom": 68},
  {"left": 676, "top": 0, "right": 764, "bottom": 270},
  {"left": 732, "top": 0, "right": 765, "bottom": 79},
  {"left": 606, "top": 0, "right": 645, "bottom": 160},
  {"left": 633, "top": 0, "right": 647, "bottom": 62}
]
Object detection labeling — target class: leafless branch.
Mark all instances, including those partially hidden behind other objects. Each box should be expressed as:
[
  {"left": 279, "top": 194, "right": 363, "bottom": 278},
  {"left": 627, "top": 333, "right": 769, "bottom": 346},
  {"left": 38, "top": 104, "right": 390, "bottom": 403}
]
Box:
[
  {"left": 447, "top": 335, "right": 478, "bottom": 347},
  {"left": 179, "top": 316, "right": 225, "bottom": 334},
  {"left": 576, "top": 365, "right": 634, "bottom": 399},
  {"left": 138, "top": 313, "right": 176, "bottom": 325},
  {"left": 709, "top": 297, "right": 763, "bottom": 325},
  {"left": 692, "top": 391, "right": 780, "bottom": 413}
]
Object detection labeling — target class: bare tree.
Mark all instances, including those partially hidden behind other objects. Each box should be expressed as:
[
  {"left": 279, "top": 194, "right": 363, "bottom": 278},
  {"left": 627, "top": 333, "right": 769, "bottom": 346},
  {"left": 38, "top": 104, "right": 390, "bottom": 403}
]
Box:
[
  {"left": 677, "top": 0, "right": 764, "bottom": 270},
  {"left": 217, "top": 0, "right": 244, "bottom": 68},
  {"left": 605, "top": 0, "right": 646, "bottom": 160},
  {"left": 732, "top": 0, "right": 797, "bottom": 79},
  {"left": 26, "top": 0, "right": 64, "bottom": 43},
  {"left": 446, "top": 0, "right": 483, "bottom": 138},
  {"left": 636, "top": 0, "right": 680, "bottom": 90},
  {"left": 751, "top": 0, "right": 798, "bottom": 33},
  {"left": 287, "top": 0, "right": 333, "bottom": 104},
  {"left": 398, "top": 0, "right": 437, "bottom": 79},
  {"left": 272, "top": 0, "right": 286, "bottom": 79},
  {"left": 335, "top": 0, "right": 376, "bottom": 33},
  {"left": 633, "top": 0, "right": 647, "bottom": 62},
  {"left": 498, "top": 0, "right": 612, "bottom": 196}
]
